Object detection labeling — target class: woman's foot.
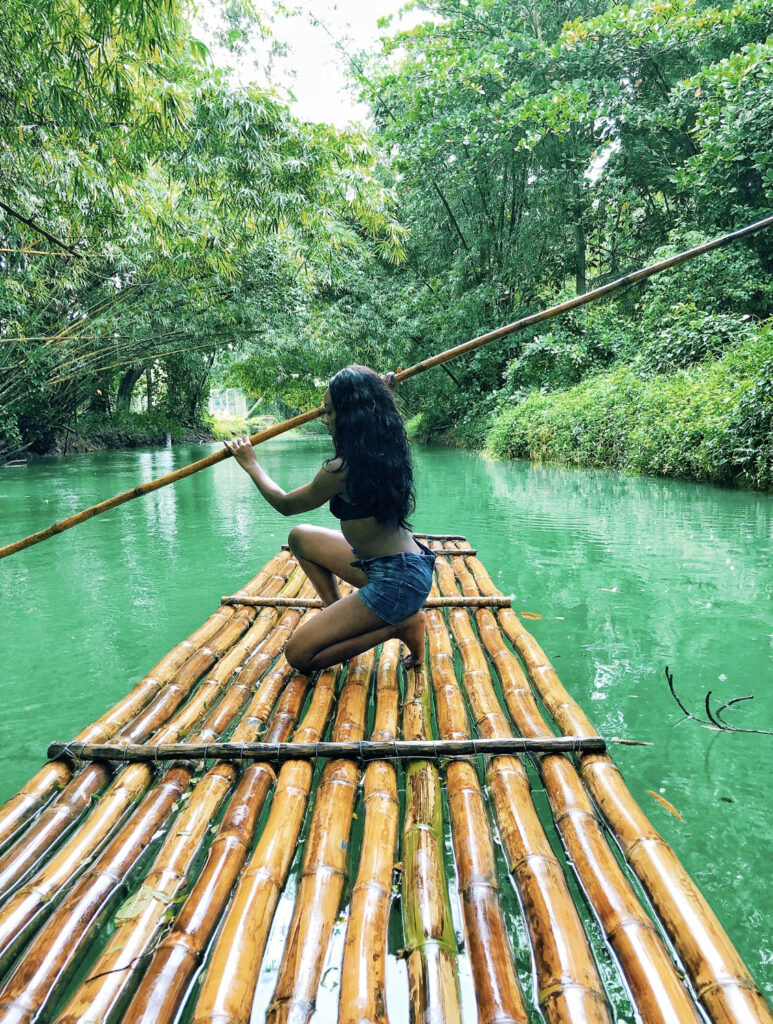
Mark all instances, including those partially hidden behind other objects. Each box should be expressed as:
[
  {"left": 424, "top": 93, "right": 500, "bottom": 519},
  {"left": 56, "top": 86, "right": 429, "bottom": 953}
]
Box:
[{"left": 396, "top": 611, "right": 427, "bottom": 670}]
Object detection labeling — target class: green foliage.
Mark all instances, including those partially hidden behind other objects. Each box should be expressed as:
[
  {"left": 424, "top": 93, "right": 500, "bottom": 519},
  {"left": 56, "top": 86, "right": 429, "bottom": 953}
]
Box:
[
  {"left": 486, "top": 322, "right": 773, "bottom": 489},
  {"left": 3, "top": 0, "right": 772, "bottom": 492},
  {"left": 0, "top": 0, "right": 406, "bottom": 457},
  {"left": 636, "top": 306, "right": 757, "bottom": 375},
  {"left": 64, "top": 410, "right": 188, "bottom": 453}
]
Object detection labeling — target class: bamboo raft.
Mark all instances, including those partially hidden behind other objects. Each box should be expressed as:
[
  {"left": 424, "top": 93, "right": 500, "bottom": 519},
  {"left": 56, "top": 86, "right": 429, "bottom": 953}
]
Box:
[{"left": 0, "top": 538, "right": 769, "bottom": 1024}]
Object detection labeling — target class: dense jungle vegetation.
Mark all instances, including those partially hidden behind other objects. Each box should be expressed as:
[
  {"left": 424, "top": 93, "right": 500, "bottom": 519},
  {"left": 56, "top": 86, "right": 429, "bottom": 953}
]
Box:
[{"left": 1, "top": 0, "right": 772, "bottom": 487}]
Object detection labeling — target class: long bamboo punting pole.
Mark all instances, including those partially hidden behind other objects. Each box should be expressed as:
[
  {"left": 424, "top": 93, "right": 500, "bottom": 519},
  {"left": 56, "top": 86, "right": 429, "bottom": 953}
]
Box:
[
  {"left": 122, "top": 670, "right": 337, "bottom": 1024},
  {"left": 0, "top": 560, "right": 300, "bottom": 903},
  {"left": 0, "top": 551, "right": 290, "bottom": 853},
  {"left": 432, "top": 543, "right": 611, "bottom": 1023},
  {"left": 338, "top": 638, "right": 401, "bottom": 1024},
  {"left": 0, "top": 588, "right": 312, "bottom": 1020},
  {"left": 4, "top": 216, "right": 772, "bottom": 563},
  {"left": 466, "top": 553, "right": 773, "bottom": 1024},
  {"left": 447, "top": 546, "right": 704, "bottom": 1024},
  {"left": 0, "top": 567, "right": 304, "bottom": 980},
  {"left": 401, "top": 662, "right": 463, "bottom": 1024}
]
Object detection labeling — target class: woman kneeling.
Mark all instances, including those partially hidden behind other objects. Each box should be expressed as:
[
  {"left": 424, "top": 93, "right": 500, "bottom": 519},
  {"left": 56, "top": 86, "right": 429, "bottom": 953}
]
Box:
[{"left": 224, "top": 365, "right": 435, "bottom": 674}]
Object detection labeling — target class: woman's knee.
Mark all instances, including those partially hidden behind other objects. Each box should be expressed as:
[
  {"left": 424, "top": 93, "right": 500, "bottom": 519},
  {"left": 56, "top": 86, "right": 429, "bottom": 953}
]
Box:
[
  {"left": 287, "top": 524, "right": 313, "bottom": 558},
  {"left": 285, "top": 633, "right": 314, "bottom": 674}
]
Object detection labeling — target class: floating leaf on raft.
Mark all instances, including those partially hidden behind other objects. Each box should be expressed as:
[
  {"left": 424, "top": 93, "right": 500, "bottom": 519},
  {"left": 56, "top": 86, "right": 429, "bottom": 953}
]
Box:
[
  {"left": 520, "top": 611, "right": 542, "bottom": 620},
  {"left": 647, "top": 790, "right": 685, "bottom": 821},
  {"left": 114, "top": 885, "right": 172, "bottom": 926}
]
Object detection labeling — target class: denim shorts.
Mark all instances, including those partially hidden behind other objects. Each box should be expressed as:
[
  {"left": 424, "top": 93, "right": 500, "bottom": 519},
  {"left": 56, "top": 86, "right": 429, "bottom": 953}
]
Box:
[{"left": 352, "top": 540, "right": 436, "bottom": 625}]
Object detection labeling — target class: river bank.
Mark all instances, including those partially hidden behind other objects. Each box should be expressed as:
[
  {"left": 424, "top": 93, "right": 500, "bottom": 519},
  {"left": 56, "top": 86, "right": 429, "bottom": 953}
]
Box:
[
  {"left": 415, "top": 325, "right": 773, "bottom": 492},
  {"left": 3, "top": 412, "right": 284, "bottom": 463}
]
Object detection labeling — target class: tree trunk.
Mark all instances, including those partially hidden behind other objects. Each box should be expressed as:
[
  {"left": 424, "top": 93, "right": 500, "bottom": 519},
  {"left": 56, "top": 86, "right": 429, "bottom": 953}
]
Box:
[
  {"left": 116, "top": 366, "right": 144, "bottom": 414},
  {"left": 574, "top": 216, "right": 587, "bottom": 295},
  {"left": 146, "top": 368, "right": 153, "bottom": 411}
]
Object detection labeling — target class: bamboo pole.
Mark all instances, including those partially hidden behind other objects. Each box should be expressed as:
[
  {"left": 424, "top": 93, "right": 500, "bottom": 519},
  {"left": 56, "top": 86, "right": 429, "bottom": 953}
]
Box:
[
  {"left": 189, "top": 667, "right": 340, "bottom": 1024},
  {"left": 0, "top": 559, "right": 299, "bottom": 902},
  {"left": 0, "top": 677, "right": 310, "bottom": 1024},
  {"left": 222, "top": 592, "right": 508, "bottom": 608},
  {"left": 0, "top": 552, "right": 289, "bottom": 853},
  {"left": 47, "top": 735, "right": 608, "bottom": 763},
  {"left": 431, "top": 542, "right": 611, "bottom": 1022},
  {"left": 4, "top": 216, "right": 772, "bottom": 563},
  {"left": 264, "top": 649, "right": 374, "bottom": 1024},
  {"left": 338, "top": 638, "right": 401, "bottom": 1024},
  {"left": 448, "top": 547, "right": 704, "bottom": 1024},
  {"left": 0, "top": 586, "right": 311, "bottom": 1020},
  {"left": 401, "top": 661, "right": 463, "bottom": 1024},
  {"left": 0, "top": 567, "right": 303, "bottom": 976},
  {"left": 52, "top": 675, "right": 313, "bottom": 1024},
  {"left": 192, "top": 630, "right": 365, "bottom": 1024},
  {"left": 466, "top": 553, "right": 773, "bottom": 1024},
  {"left": 122, "top": 670, "right": 337, "bottom": 1024}
]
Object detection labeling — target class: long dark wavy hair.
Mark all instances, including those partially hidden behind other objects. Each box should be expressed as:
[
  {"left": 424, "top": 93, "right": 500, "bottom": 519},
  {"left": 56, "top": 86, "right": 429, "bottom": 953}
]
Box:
[{"left": 328, "top": 365, "right": 415, "bottom": 528}]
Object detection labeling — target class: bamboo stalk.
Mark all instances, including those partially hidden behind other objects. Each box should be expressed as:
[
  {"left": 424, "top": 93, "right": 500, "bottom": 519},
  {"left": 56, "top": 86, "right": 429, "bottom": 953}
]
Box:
[
  {"left": 0, "top": 560, "right": 299, "bottom": 903},
  {"left": 0, "top": 553, "right": 289, "bottom": 853},
  {"left": 423, "top": 565, "right": 535, "bottom": 1024},
  {"left": 432, "top": 541, "right": 613, "bottom": 1022},
  {"left": 222, "top": 593, "right": 509, "bottom": 608},
  {"left": 6, "top": 218, "right": 772, "bottom": 563},
  {"left": 122, "top": 672, "right": 336, "bottom": 1024},
  {"left": 47, "top": 735, "right": 607, "bottom": 762},
  {"left": 338, "top": 638, "right": 401, "bottom": 1024},
  {"left": 413, "top": 534, "right": 468, "bottom": 541},
  {"left": 448, "top": 547, "right": 704, "bottom": 1024},
  {"left": 263, "top": 649, "right": 374, "bottom": 1024},
  {"left": 401, "top": 661, "right": 463, "bottom": 1024},
  {"left": 0, "top": 677, "right": 310, "bottom": 1024},
  {"left": 0, "top": 585, "right": 310, "bottom": 1020},
  {"left": 0, "top": 567, "right": 303, "bottom": 975},
  {"left": 466, "top": 553, "right": 773, "bottom": 1024},
  {"left": 52, "top": 676, "right": 312, "bottom": 1024},
  {"left": 192, "top": 644, "right": 368, "bottom": 1024},
  {"left": 53, "top": 764, "right": 239, "bottom": 1024}
]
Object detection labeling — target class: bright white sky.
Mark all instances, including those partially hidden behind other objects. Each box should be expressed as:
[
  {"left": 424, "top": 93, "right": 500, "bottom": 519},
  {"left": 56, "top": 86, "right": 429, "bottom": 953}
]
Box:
[{"left": 197, "top": 1, "right": 431, "bottom": 127}]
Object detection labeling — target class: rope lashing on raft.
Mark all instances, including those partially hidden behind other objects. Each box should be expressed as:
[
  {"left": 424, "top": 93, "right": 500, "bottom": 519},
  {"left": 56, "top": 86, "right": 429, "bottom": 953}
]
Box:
[
  {"left": 47, "top": 736, "right": 630, "bottom": 764},
  {"left": 278, "top": 544, "right": 477, "bottom": 557},
  {"left": 220, "top": 593, "right": 515, "bottom": 608},
  {"left": 2, "top": 213, "right": 772, "bottom": 562}
]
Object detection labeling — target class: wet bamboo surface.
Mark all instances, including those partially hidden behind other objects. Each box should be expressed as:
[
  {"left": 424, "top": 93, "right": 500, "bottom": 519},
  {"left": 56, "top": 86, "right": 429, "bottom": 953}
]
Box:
[{"left": 0, "top": 540, "right": 768, "bottom": 1024}]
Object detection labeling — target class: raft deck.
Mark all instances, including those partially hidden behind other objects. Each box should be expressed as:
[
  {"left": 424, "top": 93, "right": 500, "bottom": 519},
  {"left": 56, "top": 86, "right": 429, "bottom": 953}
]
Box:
[{"left": 0, "top": 537, "right": 768, "bottom": 1024}]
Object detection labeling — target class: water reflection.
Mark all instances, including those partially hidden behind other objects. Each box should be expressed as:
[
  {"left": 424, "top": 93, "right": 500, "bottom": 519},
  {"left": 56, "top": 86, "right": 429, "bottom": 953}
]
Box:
[{"left": 0, "top": 439, "right": 771, "bottom": 996}]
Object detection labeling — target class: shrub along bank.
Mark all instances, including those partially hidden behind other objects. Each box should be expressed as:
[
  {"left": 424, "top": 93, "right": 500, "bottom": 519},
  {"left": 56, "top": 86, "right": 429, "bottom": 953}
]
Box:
[{"left": 485, "top": 322, "right": 773, "bottom": 490}]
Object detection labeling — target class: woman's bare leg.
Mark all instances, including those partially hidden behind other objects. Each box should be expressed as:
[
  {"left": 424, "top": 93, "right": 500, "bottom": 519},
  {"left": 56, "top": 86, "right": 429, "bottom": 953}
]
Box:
[
  {"left": 285, "top": 592, "right": 426, "bottom": 674},
  {"left": 287, "top": 525, "right": 368, "bottom": 606}
]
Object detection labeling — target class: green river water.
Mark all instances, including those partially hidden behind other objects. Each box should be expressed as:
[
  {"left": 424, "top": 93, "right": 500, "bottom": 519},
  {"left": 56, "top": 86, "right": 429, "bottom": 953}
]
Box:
[{"left": 1, "top": 435, "right": 771, "bottom": 1016}]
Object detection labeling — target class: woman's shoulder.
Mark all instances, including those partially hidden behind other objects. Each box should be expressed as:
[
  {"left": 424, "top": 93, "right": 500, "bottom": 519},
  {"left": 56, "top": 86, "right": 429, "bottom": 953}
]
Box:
[{"left": 322, "top": 457, "right": 344, "bottom": 474}]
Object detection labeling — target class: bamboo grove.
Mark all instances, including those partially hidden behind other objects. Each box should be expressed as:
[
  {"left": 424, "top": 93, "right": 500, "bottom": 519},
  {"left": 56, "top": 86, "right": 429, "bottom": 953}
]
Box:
[
  {"left": 0, "top": 539, "right": 768, "bottom": 1023},
  {"left": 3, "top": 0, "right": 772, "bottom": 488}
]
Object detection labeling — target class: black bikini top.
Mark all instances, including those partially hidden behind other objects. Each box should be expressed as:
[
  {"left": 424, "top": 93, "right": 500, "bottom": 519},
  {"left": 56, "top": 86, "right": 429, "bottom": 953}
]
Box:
[{"left": 329, "top": 492, "right": 378, "bottom": 521}]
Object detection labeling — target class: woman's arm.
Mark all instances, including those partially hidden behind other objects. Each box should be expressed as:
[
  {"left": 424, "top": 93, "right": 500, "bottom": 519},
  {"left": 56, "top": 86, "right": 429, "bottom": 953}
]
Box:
[{"left": 224, "top": 436, "right": 343, "bottom": 516}]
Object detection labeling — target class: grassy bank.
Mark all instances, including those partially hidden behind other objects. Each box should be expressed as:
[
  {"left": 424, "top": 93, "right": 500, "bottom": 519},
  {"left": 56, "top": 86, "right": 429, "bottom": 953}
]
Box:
[{"left": 484, "top": 326, "right": 773, "bottom": 490}]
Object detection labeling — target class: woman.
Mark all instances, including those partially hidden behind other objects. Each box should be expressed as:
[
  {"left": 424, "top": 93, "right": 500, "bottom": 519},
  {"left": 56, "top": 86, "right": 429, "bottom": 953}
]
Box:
[{"left": 224, "top": 365, "right": 435, "bottom": 674}]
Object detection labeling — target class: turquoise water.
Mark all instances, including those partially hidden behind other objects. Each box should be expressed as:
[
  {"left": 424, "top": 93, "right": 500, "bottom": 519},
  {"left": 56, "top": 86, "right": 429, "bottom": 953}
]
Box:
[{"left": 1, "top": 435, "right": 771, "bottom": 1001}]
